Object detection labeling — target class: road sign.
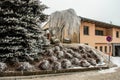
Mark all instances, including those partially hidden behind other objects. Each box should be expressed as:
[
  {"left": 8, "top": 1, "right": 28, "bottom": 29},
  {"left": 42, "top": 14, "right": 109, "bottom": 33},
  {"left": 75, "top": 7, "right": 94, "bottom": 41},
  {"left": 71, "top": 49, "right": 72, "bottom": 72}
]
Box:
[{"left": 106, "top": 36, "right": 112, "bottom": 42}]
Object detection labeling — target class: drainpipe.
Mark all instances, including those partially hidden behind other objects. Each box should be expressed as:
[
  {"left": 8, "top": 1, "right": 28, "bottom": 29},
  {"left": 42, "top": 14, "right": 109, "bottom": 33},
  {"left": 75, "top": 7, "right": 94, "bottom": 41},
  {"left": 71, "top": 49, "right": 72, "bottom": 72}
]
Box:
[{"left": 79, "top": 18, "right": 81, "bottom": 43}]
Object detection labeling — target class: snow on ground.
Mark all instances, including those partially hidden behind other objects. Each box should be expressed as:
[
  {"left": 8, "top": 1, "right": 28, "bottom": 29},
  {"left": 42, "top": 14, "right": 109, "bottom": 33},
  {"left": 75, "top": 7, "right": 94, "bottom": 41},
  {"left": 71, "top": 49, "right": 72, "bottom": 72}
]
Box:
[
  {"left": 111, "top": 57, "right": 120, "bottom": 67},
  {"left": 99, "top": 56, "right": 120, "bottom": 74}
]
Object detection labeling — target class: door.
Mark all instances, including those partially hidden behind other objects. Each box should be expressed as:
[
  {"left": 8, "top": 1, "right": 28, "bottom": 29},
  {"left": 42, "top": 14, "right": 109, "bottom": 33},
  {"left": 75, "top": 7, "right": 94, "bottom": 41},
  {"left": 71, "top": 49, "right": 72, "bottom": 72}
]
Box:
[{"left": 115, "top": 46, "right": 120, "bottom": 56}]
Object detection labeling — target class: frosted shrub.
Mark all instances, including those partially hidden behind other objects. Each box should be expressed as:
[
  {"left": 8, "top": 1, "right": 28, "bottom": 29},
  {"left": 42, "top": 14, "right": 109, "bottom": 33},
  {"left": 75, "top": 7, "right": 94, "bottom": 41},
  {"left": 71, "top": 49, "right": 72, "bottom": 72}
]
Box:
[
  {"left": 52, "top": 61, "right": 61, "bottom": 70},
  {"left": 61, "top": 59, "right": 72, "bottom": 69},
  {"left": 80, "top": 60, "right": 91, "bottom": 67},
  {"left": 67, "top": 49, "right": 74, "bottom": 54},
  {"left": 54, "top": 46, "right": 60, "bottom": 52},
  {"left": 46, "top": 49, "right": 54, "bottom": 56},
  {"left": 0, "top": 62, "right": 7, "bottom": 72},
  {"left": 73, "top": 52, "right": 82, "bottom": 59},
  {"left": 82, "top": 54, "right": 88, "bottom": 59},
  {"left": 64, "top": 52, "right": 73, "bottom": 59},
  {"left": 38, "top": 60, "right": 51, "bottom": 70},
  {"left": 71, "top": 58, "right": 80, "bottom": 65},
  {"left": 16, "top": 62, "right": 34, "bottom": 71},
  {"left": 87, "top": 58, "right": 97, "bottom": 66},
  {"left": 56, "top": 51, "right": 64, "bottom": 59},
  {"left": 48, "top": 9, "right": 80, "bottom": 42},
  {"left": 47, "top": 56, "right": 58, "bottom": 63}
]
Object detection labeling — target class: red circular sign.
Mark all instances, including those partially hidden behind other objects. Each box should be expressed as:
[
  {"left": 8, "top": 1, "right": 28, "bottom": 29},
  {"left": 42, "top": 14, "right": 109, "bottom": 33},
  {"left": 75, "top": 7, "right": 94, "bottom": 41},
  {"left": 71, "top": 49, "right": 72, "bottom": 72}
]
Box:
[{"left": 106, "top": 36, "right": 112, "bottom": 42}]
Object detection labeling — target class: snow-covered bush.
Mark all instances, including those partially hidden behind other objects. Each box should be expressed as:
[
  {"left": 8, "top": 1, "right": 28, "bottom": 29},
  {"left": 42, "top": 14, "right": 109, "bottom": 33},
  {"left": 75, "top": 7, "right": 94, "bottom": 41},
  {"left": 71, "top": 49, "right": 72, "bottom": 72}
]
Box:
[
  {"left": 73, "top": 52, "right": 82, "bottom": 59},
  {"left": 38, "top": 60, "right": 51, "bottom": 70},
  {"left": 80, "top": 60, "right": 91, "bottom": 67},
  {"left": 54, "top": 46, "right": 61, "bottom": 52},
  {"left": 79, "top": 49, "right": 86, "bottom": 54},
  {"left": 82, "top": 54, "right": 88, "bottom": 59},
  {"left": 87, "top": 58, "right": 97, "bottom": 66},
  {"left": 46, "top": 49, "right": 54, "bottom": 56},
  {"left": 88, "top": 50, "right": 98, "bottom": 58},
  {"left": 56, "top": 51, "right": 64, "bottom": 59},
  {"left": 16, "top": 62, "right": 35, "bottom": 71},
  {"left": 5, "top": 57, "right": 19, "bottom": 66},
  {"left": 64, "top": 52, "right": 73, "bottom": 59},
  {"left": 52, "top": 61, "right": 61, "bottom": 70},
  {"left": 71, "top": 58, "right": 80, "bottom": 65},
  {"left": 66, "top": 49, "right": 74, "bottom": 54},
  {"left": 61, "top": 59, "right": 72, "bottom": 69},
  {"left": 47, "top": 56, "right": 58, "bottom": 63},
  {"left": 0, "top": 62, "right": 7, "bottom": 72}
]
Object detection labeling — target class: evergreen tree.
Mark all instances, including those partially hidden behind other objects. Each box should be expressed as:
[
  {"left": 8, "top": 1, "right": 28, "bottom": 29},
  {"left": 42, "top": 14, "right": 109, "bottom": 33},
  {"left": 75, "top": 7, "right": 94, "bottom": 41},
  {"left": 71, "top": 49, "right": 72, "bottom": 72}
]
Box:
[{"left": 0, "top": 0, "right": 48, "bottom": 62}]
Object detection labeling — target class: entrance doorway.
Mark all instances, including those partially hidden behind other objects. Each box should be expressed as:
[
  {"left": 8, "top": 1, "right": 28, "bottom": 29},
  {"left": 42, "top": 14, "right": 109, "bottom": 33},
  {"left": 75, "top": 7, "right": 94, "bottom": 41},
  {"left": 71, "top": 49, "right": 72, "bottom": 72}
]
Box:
[
  {"left": 115, "top": 46, "right": 120, "bottom": 56},
  {"left": 113, "top": 43, "right": 120, "bottom": 57}
]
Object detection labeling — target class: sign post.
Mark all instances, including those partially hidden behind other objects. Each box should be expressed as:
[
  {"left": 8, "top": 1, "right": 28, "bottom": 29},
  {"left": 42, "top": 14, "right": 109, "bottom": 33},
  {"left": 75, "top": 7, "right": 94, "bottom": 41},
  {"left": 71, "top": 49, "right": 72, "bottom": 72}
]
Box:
[{"left": 106, "top": 36, "right": 112, "bottom": 68}]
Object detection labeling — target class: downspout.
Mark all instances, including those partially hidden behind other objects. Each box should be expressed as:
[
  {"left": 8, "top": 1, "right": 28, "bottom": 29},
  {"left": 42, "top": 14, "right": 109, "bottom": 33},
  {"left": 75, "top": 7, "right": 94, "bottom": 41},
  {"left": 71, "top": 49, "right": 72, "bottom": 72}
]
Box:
[{"left": 79, "top": 18, "right": 81, "bottom": 43}]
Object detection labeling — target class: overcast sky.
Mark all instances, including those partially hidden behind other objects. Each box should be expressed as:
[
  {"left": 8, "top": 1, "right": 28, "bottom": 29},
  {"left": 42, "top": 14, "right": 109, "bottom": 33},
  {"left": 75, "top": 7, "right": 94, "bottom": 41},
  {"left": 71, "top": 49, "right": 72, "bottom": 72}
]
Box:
[{"left": 40, "top": 0, "right": 120, "bottom": 26}]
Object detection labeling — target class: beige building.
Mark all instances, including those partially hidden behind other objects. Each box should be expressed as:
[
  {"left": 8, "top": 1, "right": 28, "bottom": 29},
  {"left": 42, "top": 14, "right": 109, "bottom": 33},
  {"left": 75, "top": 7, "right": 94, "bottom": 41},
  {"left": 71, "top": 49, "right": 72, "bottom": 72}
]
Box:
[{"left": 43, "top": 17, "right": 120, "bottom": 56}]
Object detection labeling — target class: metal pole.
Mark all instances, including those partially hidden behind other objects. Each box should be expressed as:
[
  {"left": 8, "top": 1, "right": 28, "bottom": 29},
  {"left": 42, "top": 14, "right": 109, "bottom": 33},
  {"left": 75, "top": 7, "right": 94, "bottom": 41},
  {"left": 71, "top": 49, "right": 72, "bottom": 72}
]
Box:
[{"left": 108, "top": 42, "right": 111, "bottom": 68}]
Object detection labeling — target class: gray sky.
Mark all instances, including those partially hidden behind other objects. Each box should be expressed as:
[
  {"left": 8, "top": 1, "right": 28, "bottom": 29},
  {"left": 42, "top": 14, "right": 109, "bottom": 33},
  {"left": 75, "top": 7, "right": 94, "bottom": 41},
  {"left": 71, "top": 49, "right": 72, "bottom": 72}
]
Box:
[{"left": 40, "top": 0, "right": 120, "bottom": 26}]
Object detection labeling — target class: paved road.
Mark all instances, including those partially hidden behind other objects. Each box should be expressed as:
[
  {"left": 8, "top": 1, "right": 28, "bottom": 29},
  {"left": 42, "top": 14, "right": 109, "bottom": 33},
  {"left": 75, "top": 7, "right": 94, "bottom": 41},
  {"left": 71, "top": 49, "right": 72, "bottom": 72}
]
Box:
[{"left": 0, "top": 67, "right": 120, "bottom": 80}]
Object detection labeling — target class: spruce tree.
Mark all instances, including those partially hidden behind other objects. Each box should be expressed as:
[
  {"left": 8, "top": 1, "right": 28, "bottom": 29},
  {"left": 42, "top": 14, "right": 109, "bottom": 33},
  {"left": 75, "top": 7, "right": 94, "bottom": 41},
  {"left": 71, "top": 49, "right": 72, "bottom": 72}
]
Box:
[{"left": 0, "top": 0, "right": 48, "bottom": 62}]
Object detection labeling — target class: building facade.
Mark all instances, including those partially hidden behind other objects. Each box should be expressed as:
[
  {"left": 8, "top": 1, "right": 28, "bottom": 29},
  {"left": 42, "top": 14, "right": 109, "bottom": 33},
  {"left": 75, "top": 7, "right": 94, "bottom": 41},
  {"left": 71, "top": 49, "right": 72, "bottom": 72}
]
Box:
[
  {"left": 43, "top": 17, "right": 120, "bottom": 56},
  {"left": 79, "top": 17, "right": 120, "bottom": 56}
]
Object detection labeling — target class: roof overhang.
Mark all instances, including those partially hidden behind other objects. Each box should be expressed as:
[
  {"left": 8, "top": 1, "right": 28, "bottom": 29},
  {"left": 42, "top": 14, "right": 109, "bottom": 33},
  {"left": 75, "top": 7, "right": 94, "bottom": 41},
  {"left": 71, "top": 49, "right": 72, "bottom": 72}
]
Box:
[{"left": 80, "top": 16, "right": 120, "bottom": 29}]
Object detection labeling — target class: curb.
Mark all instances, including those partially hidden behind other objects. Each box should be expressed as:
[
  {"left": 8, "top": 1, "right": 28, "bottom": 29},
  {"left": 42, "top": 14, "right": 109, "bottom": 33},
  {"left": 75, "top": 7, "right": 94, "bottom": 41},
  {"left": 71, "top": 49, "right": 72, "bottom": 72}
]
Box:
[{"left": 0, "top": 66, "right": 108, "bottom": 80}]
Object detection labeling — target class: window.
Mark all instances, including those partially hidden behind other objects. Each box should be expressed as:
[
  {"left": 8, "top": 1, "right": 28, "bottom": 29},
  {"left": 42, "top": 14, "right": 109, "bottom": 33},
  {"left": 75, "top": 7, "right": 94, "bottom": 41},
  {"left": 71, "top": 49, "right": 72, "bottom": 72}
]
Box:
[
  {"left": 95, "top": 30, "right": 104, "bottom": 36},
  {"left": 116, "top": 31, "right": 119, "bottom": 38},
  {"left": 100, "top": 46, "right": 103, "bottom": 52},
  {"left": 95, "top": 46, "right": 97, "bottom": 49},
  {"left": 85, "top": 43, "right": 88, "bottom": 45},
  {"left": 109, "top": 46, "right": 111, "bottom": 52},
  {"left": 105, "top": 46, "right": 107, "bottom": 53},
  {"left": 84, "top": 26, "right": 89, "bottom": 35}
]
